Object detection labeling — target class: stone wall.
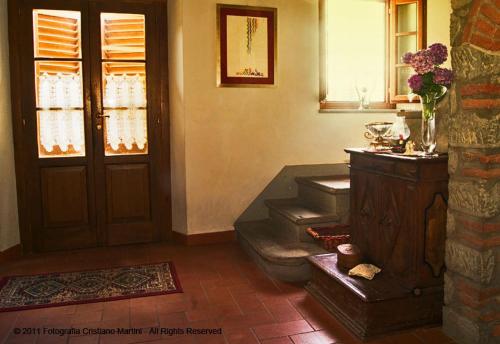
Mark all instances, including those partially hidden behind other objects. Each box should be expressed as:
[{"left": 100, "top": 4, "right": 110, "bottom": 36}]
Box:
[{"left": 444, "top": 1, "right": 500, "bottom": 343}]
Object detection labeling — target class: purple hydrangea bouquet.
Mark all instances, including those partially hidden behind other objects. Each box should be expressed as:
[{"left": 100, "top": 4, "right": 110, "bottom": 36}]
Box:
[{"left": 402, "top": 43, "right": 453, "bottom": 154}]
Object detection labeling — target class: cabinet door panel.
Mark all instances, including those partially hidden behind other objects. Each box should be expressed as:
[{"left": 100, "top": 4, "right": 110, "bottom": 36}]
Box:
[
  {"left": 376, "top": 178, "right": 405, "bottom": 270},
  {"left": 350, "top": 170, "right": 377, "bottom": 257},
  {"left": 351, "top": 171, "right": 411, "bottom": 272}
]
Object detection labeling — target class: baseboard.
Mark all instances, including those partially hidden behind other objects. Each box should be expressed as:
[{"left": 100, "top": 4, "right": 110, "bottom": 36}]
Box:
[
  {"left": 172, "top": 230, "right": 236, "bottom": 246},
  {"left": 0, "top": 244, "right": 23, "bottom": 264}
]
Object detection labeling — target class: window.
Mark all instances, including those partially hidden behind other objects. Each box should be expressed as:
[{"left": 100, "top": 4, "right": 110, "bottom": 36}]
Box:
[
  {"left": 319, "top": 0, "right": 426, "bottom": 109},
  {"left": 390, "top": 0, "right": 426, "bottom": 102}
]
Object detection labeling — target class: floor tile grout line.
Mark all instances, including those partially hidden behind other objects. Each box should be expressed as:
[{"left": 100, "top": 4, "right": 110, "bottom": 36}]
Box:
[
  {"left": 260, "top": 300, "right": 278, "bottom": 324},
  {"left": 1, "top": 312, "right": 19, "bottom": 344},
  {"left": 0, "top": 242, "right": 455, "bottom": 344},
  {"left": 227, "top": 283, "right": 245, "bottom": 317},
  {"left": 247, "top": 326, "right": 260, "bottom": 344},
  {"left": 410, "top": 331, "right": 427, "bottom": 344}
]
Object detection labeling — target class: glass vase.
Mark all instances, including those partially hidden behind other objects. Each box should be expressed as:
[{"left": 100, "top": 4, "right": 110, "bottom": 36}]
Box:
[
  {"left": 420, "top": 98, "right": 436, "bottom": 154},
  {"left": 391, "top": 116, "right": 411, "bottom": 141},
  {"left": 419, "top": 86, "right": 446, "bottom": 155}
]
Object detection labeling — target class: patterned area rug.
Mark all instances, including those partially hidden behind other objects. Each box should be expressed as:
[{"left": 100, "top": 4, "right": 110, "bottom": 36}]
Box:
[{"left": 0, "top": 262, "right": 181, "bottom": 312}]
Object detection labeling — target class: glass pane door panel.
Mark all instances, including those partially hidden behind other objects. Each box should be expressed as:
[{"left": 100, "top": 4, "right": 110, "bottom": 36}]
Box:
[
  {"left": 102, "top": 62, "right": 146, "bottom": 108},
  {"left": 100, "top": 12, "right": 148, "bottom": 157},
  {"left": 101, "top": 13, "right": 145, "bottom": 60},
  {"left": 37, "top": 110, "right": 85, "bottom": 157},
  {"left": 102, "top": 63, "right": 147, "bottom": 155},
  {"left": 397, "top": 3, "right": 417, "bottom": 33},
  {"left": 103, "top": 109, "right": 147, "bottom": 155},
  {"left": 35, "top": 61, "right": 83, "bottom": 108},
  {"left": 397, "top": 35, "right": 417, "bottom": 61},
  {"left": 397, "top": 66, "right": 412, "bottom": 96},
  {"left": 33, "top": 9, "right": 85, "bottom": 158},
  {"left": 33, "top": 10, "right": 81, "bottom": 59}
]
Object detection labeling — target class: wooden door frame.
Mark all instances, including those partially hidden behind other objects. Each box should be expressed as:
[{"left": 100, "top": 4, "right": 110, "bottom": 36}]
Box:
[{"left": 7, "top": 0, "right": 172, "bottom": 253}]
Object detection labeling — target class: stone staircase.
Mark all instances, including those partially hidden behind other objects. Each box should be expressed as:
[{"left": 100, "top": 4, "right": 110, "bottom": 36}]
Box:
[{"left": 235, "top": 175, "right": 350, "bottom": 282}]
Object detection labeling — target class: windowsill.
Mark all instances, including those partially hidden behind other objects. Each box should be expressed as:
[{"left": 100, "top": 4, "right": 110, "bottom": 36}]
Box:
[
  {"left": 318, "top": 108, "right": 421, "bottom": 118},
  {"left": 320, "top": 108, "right": 400, "bottom": 114},
  {"left": 397, "top": 110, "right": 421, "bottom": 119}
]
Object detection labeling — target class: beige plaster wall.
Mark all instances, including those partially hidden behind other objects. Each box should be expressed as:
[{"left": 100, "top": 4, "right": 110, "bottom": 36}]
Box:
[
  {"left": 172, "top": 0, "right": 453, "bottom": 235},
  {"left": 428, "top": 0, "right": 452, "bottom": 69},
  {"left": 0, "top": 0, "right": 453, "bottom": 248},
  {"left": 0, "top": 0, "right": 20, "bottom": 251},
  {"left": 177, "top": 0, "right": 398, "bottom": 235},
  {"left": 168, "top": 0, "right": 188, "bottom": 235}
]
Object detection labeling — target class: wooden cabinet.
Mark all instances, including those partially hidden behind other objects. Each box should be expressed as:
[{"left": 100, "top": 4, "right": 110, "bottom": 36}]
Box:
[
  {"left": 306, "top": 149, "right": 448, "bottom": 340},
  {"left": 348, "top": 149, "right": 449, "bottom": 290}
]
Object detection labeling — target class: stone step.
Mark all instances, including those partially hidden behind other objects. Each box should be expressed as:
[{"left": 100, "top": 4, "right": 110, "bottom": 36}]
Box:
[
  {"left": 265, "top": 198, "right": 341, "bottom": 242},
  {"left": 295, "top": 175, "right": 350, "bottom": 221},
  {"left": 296, "top": 175, "right": 350, "bottom": 194},
  {"left": 235, "top": 220, "right": 328, "bottom": 282}
]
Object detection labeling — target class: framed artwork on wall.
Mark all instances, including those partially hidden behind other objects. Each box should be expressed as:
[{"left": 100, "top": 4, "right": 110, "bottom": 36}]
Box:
[{"left": 217, "top": 4, "right": 277, "bottom": 87}]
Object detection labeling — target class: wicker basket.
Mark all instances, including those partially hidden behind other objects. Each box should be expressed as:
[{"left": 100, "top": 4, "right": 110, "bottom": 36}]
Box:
[{"left": 306, "top": 225, "right": 351, "bottom": 251}]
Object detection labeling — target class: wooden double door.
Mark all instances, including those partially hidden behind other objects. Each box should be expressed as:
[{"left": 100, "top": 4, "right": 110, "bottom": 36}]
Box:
[{"left": 9, "top": 0, "right": 171, "bottom": 252}]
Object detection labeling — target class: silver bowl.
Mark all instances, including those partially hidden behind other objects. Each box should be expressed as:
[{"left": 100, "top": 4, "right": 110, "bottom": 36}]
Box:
[
  {"left": 365, "top": 122, "right": 393, "bottom": 138},
  {"left": 364, "top": 121, "right": 393, "bottom": 150}
]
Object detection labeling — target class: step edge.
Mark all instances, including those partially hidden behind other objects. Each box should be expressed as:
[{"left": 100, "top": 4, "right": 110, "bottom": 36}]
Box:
[
  {"left": 266, "top": 199, "right": 341, "bottom": 224},
  {"left": 237, "top": 230, "right": 324, "bottom": 266},
  {"left": 234, "top": 219, "right": 271, "bottom": 228},
  {"left": 238, "top": 234, "right": 314, "bottom": 282},
  {"left": 295, "top": 176, "right": 350, "bottom": 194}
]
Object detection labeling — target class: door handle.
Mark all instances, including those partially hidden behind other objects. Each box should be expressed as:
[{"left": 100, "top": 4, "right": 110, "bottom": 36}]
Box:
[{"left": 96, "top": 113, "right": 110, "bottom": 119}]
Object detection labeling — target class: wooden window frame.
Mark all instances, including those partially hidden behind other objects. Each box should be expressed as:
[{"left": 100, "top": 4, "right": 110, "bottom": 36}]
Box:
[
  {"left": 390, "top": 0, "right": 426, "bottom": 103},
  {"left": 319, "top": 0, "right": 426, "bottom": 110}
]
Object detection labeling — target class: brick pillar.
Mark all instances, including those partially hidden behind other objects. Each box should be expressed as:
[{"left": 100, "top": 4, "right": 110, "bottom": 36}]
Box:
[{"left": 445, "top": 1, "right": 500, "bottom": 343}]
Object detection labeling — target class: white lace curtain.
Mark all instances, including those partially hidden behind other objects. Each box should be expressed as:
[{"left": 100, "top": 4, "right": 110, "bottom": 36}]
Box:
[
  {"left": 38, "top": 73, "right": 84, "bottom": 154},
  {"left": 104, "top": 74, "right": 147, "bottom": 152}
]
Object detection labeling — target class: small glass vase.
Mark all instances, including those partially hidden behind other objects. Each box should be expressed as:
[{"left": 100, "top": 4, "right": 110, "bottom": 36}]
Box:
[
  {"left": 356, "top": 85, "right": 370, "bottom": 110},
  {"left": 390, "top": 116, "right": 411, "bottom": 153},
  {"left": 419, "top": 87, "right": 447, "bottom": 155}
]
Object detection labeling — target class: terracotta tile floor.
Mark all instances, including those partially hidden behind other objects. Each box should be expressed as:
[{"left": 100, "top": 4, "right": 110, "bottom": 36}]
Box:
[{"left": 0, "top": 242, "right": 456, "bottom": 344}]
